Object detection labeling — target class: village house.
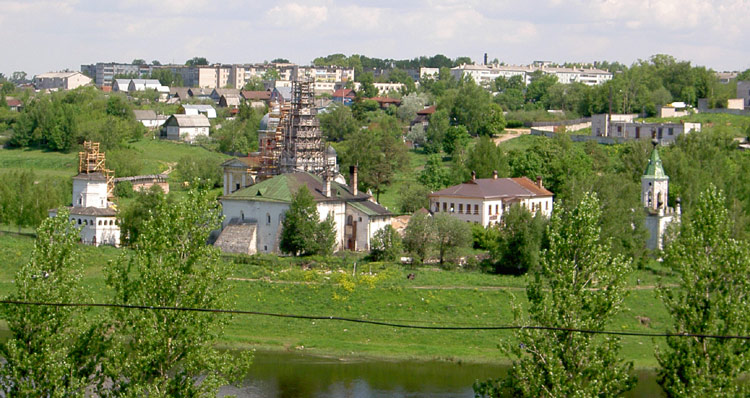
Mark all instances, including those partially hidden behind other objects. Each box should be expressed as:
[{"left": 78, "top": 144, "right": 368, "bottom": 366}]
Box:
[
  {"left": 428, "top": 172, "right": 553, "bottom": 227},
  {"left": 161, "top": 114, "right": 210, "bottom": 143},
  {"left": 411, "top": 105, "right": 436, "bottom": 128},
  {"left": 241, "top": 90, "right": 271, "bottom": 108},
  {"left": 216, "top": 168, "right": 391, "bottom": 255},
  {"left": 210, "top": 88, "right": 240, "bottom": 103},
  {"left": 178, "top": 104, "right": 217, "bottom": 119},
  {"left": 33, "top": 71, "right": 92, "bottom": 90},
  {"left": 169, "top": 87, "right": 191, "bottom": 102},
  {"left": 368, "top": 97, "right": 402, "bottom": 109},
  {"left": 188, "top": 87, "right": 213, "bottom": 101},
  {"left": 270, "top": 86, "right": 292, "bottom": 104},
  {"left": 592, "top": 114, "right": 701, "bottom": 145},
  {"left": 332, "top": 88, "right": 356, "bottom": 105},
  {"left": 219, "top": 94, "right": 242, "bottom": 108},
  {"left": 49, "top": 142, "right": 120, "bottom": 246},
  {"left": 127, "top": 79, "right": 162, "bottom": 92},
  {"left": 5, "top": 97, "right": 22, "bottom": 112},
  {"left": 133, "top": 109, "right": 167, "bottom": 129}
]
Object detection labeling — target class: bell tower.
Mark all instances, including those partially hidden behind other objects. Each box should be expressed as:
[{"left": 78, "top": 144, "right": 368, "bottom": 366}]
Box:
[{"left": 642, "top": 141, "right": 679, "bottom": 250}]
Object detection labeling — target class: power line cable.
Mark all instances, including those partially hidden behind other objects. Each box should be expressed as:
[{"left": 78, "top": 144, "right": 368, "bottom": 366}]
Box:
[{"left": 1, "top": 299, "right": 749, "bottom": 340}]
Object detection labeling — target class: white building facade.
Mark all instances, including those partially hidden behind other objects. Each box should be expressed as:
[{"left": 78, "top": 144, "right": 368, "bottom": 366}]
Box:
[
  {"left": 428, "top": 173, "right": 553, "bottom": 227},
  {"left": 216, "top": 172, "right": 392, "bottom": 255},
  {"left": 49, "top": 172, "right": 120, "bottom": 246}
]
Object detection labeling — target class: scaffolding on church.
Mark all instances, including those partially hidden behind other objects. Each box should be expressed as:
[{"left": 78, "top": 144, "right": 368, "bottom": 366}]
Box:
[
  {"left": 257, "top": 104, "right": 288, "bottom": 182},
  {"left": 279, "top": 78, "right": 327, "bottom": 174},
  {"left": 78, "top": 141, "right": 115, "bottom": 198}
]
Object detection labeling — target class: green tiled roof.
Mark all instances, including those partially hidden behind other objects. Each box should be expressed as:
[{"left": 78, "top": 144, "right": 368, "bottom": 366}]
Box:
[
  {"left": 223, "top": 172, "right": 368, "bottom": 203},
  {"left": 643, "top": 146, "right": 668, "bottom": 179}
]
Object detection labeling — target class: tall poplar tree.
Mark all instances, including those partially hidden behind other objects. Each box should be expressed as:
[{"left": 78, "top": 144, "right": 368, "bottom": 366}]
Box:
[
  {"left": 657, "top": 186, "right": 750, "bottom": 397},
  {"left": 475, "top": 193, "right": 636, "bottom": 397}
]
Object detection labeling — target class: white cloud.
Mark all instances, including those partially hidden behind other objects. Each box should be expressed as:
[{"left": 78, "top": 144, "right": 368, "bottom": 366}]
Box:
[{"left": 266, "top": 2, "right": 328, "bottom": 29}]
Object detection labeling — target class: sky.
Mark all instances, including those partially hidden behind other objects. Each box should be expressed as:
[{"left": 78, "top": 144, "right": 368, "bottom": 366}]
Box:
[{"left": 1, "top": 0, "right": 748, "bottom": 77}]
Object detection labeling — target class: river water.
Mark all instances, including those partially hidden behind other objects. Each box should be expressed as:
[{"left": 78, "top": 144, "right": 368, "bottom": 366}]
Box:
[{"left": 219, "top": 351, "right": 665, "bottom": 397}]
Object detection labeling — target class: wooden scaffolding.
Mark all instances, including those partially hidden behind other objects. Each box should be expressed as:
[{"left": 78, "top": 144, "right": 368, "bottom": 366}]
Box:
[{"left": 78, "top": 141, "right": 115, "bottom": 198}]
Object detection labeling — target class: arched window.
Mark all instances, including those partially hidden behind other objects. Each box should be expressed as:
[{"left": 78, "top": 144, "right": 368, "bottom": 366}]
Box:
[
  {"left": 266, "top": 213, "right": 271, "bottom": 224},
  {"left": 98, "top": 220, "right": 102, "bottom": 225},
  {"left": 78, "top": 219, "right": 82, "bottom": 225},
  {"left": 346, "top": 215, "right": 353, "bottom": 226}
]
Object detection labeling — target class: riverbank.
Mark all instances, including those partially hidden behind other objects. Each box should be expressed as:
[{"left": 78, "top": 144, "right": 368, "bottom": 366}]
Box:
[{"left": 0, "top": 232, "right": 674, "bottom": 369}]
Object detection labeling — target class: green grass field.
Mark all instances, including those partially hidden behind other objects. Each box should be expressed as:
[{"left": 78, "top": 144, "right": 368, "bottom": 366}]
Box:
[{"left": 0, "top": 233, "right": 676, "bottom": 368}]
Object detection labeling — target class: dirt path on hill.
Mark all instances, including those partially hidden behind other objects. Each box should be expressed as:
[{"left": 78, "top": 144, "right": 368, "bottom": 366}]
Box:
[
  {"left": 227, "top": 277, "right": 670, "bottom": 291},
  {"left": 494, "top": 129, "right": 530, "bottom": 144},
  {"left": 162, "top": 162, "right": 177, "bottom": 175}
]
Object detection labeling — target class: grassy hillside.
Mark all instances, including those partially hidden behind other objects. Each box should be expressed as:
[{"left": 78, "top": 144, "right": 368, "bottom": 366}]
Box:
[{"left": 0, "top": 233, "right": 676, "bottom": 368}]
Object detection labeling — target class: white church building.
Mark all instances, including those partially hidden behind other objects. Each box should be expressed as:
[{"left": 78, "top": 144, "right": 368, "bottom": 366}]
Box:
[
  {"left": 215, "top": 168, "right": 392, "bottom": 255},
  {"left": 642, "top": 143, "right": 680, "bottom": 250},
  {"left": 49, "top": 171, "right": 120, "bottom": 247}
]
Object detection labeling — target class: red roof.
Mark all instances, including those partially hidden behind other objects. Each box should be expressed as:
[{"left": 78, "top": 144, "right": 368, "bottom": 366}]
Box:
[
  {"left": 241, "top": 90, "right": 271, "bottom": 100},
  {"left": 417, "top": 106, "right": 436, "bottom": 115},
  {"left": 100, "top": 86, "right": 112, "bottom": 93},
  {"left": 6, "top": 98, "right": 22, "bottom": 107},
  {"left": 332, "top": 88, "right": 355, "bottom": 98},
  {"left": 368, "top": 97, "right": 402, "bottom": 105},
  {"left": 429, "top": 177, "right": 553, "bottom": 199}
]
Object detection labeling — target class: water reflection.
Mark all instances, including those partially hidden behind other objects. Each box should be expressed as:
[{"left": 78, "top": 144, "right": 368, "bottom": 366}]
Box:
[{"left": 220, "top": 350, "right": 664, "bottom": 398}]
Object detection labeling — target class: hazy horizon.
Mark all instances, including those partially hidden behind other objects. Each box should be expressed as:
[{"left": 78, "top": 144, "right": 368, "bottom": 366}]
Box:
[{"left": 1, "top": 0, "right": 748, "bottom": 77}]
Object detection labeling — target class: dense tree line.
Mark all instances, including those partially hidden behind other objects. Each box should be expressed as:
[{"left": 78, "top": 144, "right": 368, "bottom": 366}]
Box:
[
  {"left": 0, "top": 170, "right": 69, "bottom": 232},
  {"left": 8, "top": 87, "right": 145, "bottom": 152}
]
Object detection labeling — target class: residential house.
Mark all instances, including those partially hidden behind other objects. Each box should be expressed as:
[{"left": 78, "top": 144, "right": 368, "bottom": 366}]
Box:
[
  {"left": 215, "top": 169, "right": 391, "bottom": 255},
  {"left": 169, "top": 87, "right": 191, "bottom": 102},
  {"left": 5, "top": 97, "right": 22, "bottom": 112},
  {"left": 270, "top": 86, "right": 292, "bottom": 104},
  {"left": 128, "top": 79, "right": 162, "bottom": 92},
  {"left": 178, "top": 104, "right": 217, "bottom": 119},
  {"left": 332, "top": 88, "right": 356, "bottom": 105},
  {"left": 161, "top": 114, "right": 210, "bottom": 143},
  {"left": 188, "top": 87, "right": 213, "bottom": 100},
  {"left": 241, "top": 90, "right": 271, "bottom": 108},
  {"left": 33, "top": 71, "right": 92, "bottom": 90},
  {"left": 210, "top": 88, "right": 240, "bottom": 103},
  {"left": 411, "top": 105, "right": 436, "bottom": 128},
  {"left": 368, "top": 97, "right": 402, "bottom": 109},
  {"left": 428, "top": 172, "right": 553, "bottom": 227},
  {"left": 219, "top": 94, "right": 242, "bottom": 108},
  {"left": 592, "top": 114, "right": 701, "bottom": 145},
  {"left": 133, "top": 109, "right": 167, "bottom": 129},
  {"left": 112, "top": 79, "right": 131, "bottom": 92}
]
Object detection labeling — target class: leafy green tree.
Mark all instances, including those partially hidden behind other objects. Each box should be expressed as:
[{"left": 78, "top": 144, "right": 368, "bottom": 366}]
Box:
[
  {"left": 425, "top": 108, "right": 450, "bottom": 153},
  {"left": 262, "top": 67, "right": 281, "bottom": 81},
  {"left": 369, "top": 225, "right": 403, "bottom": 261},
  {"left": 358, "top": 72, "right": 379, "bottom": 98},
  {"left": 280, "top": 186, "right": 336, "bottom": 256},
  {"left": 432, "top": 213, "right": 472, "bottom": 265},
  {"left": 106, "top": 188, "right": 251, "bottom": 396},
  {"left": 476, "top": 193, "right": 635, "bottom": 397},
  {"left": 403, "top": 211, "right": 435, "bottom": 263},
  {"left": 117, "top": 185, "right": 169, "bottom": 246},
  {"left": 466, "top": 135, "right": 508, "bottom": 179},
  {"left": 442, "top": 125, "right": 470, "bottom": 156},
  {"left": 397, "top": 181, "right": 431, "bottom": 214},
  {"left": 418, "top": 154, "right": 452, "bottom": 191},
  {"left": 0, "top": 170, "right": 68, "bottom": 232},
  {"left": 131, "top": 59, "right": 146, "bottom": 65},
  {"left": 450, "top": 80, "right": 505, "bottom": 136},
  {"left": 490, "top": 204, "right": 547, "bottom": 275},
  {"left": 525, "top": 70, "right": 558, "bottom": 108},
  {"left": 396, "top": 92, "right": 428, "bottom": 123},
  {"left": 185, "top": 57, "right": 209, "bottom": 66},
  {"left": 0, "top": 210, "right": 104, "bottom": 397},
  {"left": 318, "top": 103, "right": 360, "bottom": 142},
  {"left": 656, "top": 186, "right": 750, "bottom": 397},
  {"left": 176, "top": 156, "right": 222, "bottom": 189},
  {"left": 243, "top": 76, "right": 265, "bottom": 91}
]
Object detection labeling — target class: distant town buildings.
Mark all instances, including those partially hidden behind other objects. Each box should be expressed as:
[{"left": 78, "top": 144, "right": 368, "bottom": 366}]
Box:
[
  {"left": 738, "top": 81, "right": 750, "bottom": 109},
  {"left": 33, "top": 71, "right": 92, "bottom": 90},
  {"left": 450, "top": 63, "right": 612, "bottom": 87},
  {"left": 592, "top": 114, "right": 701, "bottom": 145}
]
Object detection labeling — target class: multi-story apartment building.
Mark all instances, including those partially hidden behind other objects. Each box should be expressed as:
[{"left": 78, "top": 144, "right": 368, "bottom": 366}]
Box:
[
  {"left": 80, "top": 63, "right": 152, "bottom": 87},
  {"left": 451, "top": 63, "right": 612, "bottom": 87}
]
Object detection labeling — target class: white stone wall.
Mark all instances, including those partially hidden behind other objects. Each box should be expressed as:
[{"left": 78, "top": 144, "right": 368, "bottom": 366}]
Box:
[
  {"left": 642, "top": 177, "right": 669, "bottom": 211},
  {"left": 221, "top": 200, "right": 289, "bottom": 253}
]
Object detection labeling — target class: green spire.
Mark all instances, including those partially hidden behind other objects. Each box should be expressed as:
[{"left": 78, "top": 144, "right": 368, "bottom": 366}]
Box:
[{"left": 643, "top": 144, "right": 668, "bottom": 179}]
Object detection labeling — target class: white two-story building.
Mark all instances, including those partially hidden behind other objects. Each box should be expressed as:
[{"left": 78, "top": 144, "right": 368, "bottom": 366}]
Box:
[{"left": 428, "top": 172, "right": 553, "bottom": 227}]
